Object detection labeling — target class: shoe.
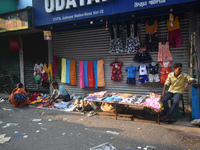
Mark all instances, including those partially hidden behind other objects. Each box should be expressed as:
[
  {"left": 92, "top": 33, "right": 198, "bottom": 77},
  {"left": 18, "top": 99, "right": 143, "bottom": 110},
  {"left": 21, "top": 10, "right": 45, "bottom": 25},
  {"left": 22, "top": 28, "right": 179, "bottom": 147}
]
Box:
[
  {"left": 168, "top": 118, "right": 177, "bottom": 124},
  {"left": 160, "top": 116, "right": 170, "bottom": 122}
]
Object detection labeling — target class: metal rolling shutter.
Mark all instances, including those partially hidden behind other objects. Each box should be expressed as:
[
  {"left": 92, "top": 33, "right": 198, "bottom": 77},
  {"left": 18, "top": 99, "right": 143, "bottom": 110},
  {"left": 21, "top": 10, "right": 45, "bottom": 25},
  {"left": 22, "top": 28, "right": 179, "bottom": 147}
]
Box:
[
  {"left": 23, "top": 32, "right": 49, "bottom": 93},
  {"left": 52, "top": 13, "right": 190, "bottom": 108}
]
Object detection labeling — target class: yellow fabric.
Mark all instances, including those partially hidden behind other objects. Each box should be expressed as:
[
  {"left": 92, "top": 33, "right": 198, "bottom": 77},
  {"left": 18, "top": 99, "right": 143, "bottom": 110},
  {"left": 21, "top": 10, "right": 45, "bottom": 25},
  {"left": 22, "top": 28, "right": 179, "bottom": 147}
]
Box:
[
  {"left": 165, "top": 72, "right": 194, "bottom": 94},
  {"left": 97, "top": 60, "right": 105, "bottom": 87},
  {"left": 44, "top": 63, "right": 53, "bottom": 83},
  {"left": 61, "top": 58, "right": 66, "bottom": 83},
  {"left": 30, "top": 99, "right": 43, "bottom": 104},
  {"left": 167, "top": 16, "right": 180, "bottom": 31}
]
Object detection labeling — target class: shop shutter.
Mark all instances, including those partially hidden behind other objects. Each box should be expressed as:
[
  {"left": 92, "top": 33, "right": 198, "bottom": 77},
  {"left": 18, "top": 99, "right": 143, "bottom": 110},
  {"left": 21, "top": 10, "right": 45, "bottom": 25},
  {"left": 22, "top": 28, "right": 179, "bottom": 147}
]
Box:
[
  {"left": 22, "top": 32, "right": 49, "bottom": 93},
  {"left": 52, "top": 13, "right": 190, "bottom": 107}
]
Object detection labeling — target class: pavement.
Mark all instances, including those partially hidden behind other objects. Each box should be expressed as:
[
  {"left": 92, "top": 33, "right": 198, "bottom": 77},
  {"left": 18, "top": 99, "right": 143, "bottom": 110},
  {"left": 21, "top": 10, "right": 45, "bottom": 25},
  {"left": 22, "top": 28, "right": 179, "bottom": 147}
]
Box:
[{"left": 1, "top": 92, "right": 200, "bottom": 150}]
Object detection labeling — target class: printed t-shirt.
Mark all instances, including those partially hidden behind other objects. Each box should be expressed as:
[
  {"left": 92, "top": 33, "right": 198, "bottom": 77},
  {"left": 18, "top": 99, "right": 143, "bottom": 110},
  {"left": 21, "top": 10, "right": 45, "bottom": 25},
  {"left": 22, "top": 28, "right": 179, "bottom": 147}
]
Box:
[{"left": 125, "top": 66, "right": 137, "bottom": 78}]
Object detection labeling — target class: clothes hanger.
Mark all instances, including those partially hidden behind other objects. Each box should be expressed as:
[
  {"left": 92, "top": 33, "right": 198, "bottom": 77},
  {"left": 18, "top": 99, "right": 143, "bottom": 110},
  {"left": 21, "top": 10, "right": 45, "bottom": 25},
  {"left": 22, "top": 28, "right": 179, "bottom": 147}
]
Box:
[{"left": 115, "top": 58, "right": 118, "bottom": 63}]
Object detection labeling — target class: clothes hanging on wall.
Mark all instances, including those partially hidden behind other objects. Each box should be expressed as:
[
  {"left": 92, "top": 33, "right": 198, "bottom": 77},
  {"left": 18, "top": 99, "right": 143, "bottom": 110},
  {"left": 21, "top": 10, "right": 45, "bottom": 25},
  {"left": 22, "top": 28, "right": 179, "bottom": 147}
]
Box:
[
  {"left": 145, "top": 20, "right": 158, "bottom": 52},
  {"left": 83, "top": 61, "right": 89, "bottom": 87},
  {"left": 79, "top": 61, "right": 85, "bottom": 88},
  {"left": 110, "top": 61, "right": 123, "bottom": 81},
  {"left": 149, "top": 62, "right": 160, "bottom": 83},
  {"left": 157, "top": 42, "right": 173, "bottom": 62},
  {"left": 97, "top": 60, "right": 105, "bottom": 87},
  {"left": 88, "top": 61, "right": 95, "bottom": 87},
  {"left": 44, "top": 63, "right": 53, "bottom": 83},
  {"left": 61, "top": 58, "right": 67, "bottom": 83},
  {"left": 93, "top": 61, "right": 98, "bottom": 88},
  {"left": 33, "top": 63, "right": 46, "bottom": 84},
  {"left": 66, "top": 59, "right": 71, "bottom": 84},
  {"left": 70, "top": 60, "right": 77, "bottom": 85},
  {"left": 52, "top": 56, "right": 57, "bottom": 78},
  {"left": 167, "top": 16, "right": 183, "bottom": 48},
  {"left": 138, "top": 65, "right": 148, "bottom": 83},
  {"left": 109, "top": 24, "right": 123, "bottom": 53},
  {"left": 125, "top": 65, "right": 137, "bottom": 84},
  {"left": 160, "top": 61, "right": 172, "bottom": 84},
  {"left": 125, "top": 23, "right": 140, "bottom": 53},
  {"left": 133, "top": 48, "right": 152, "bottom": 63},
  {"left": 56, "top": 57, "right": 61, "bottom": 80}
]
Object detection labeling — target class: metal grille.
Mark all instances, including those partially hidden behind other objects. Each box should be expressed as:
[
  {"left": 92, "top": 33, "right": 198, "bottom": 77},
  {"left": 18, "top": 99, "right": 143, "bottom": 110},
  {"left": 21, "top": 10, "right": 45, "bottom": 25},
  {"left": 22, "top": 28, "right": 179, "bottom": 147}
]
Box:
[{"left": 52, "top": 14, "right": 190, "bottom": 107}]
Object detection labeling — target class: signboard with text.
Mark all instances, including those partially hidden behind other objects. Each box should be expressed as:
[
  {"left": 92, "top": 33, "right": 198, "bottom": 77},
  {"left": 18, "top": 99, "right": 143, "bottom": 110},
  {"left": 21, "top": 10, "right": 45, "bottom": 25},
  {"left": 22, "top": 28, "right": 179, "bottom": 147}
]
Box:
[
  {"left": 0, "top": 9, "right": 32, "bottom": 33},
  {"left": 33, "top": 0, "right": 198, "bottom": 27}
]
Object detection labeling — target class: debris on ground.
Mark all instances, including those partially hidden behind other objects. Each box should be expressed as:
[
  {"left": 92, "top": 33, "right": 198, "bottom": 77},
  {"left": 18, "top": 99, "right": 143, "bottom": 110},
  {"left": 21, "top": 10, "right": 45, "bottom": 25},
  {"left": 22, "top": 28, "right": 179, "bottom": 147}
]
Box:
[
  {"left": 48, "top": 119, "right": 52, "bottom": 122},
  {"left": 13, "top": 134, "right": 20, "bottom": 138},
  {"left": 0, "top": 134, "right": 11, "bottom": 144},
  {"left": 41, "top": 127, "right": 47, "bottom": 130},
  {"left": 106, "top": 131, "right": 119, "bottom": 135},
  {"left": 23, "top": 135, "right": 28, "bottom": 138},
  {"left": 90, "top": 142, "right": 116, "bottom": 150},
  {"left": 2, "top": 123, "right": 19, "bottom": 128},
  {"left": 32, "top": 119, "right": 42, "bottom": 122}
]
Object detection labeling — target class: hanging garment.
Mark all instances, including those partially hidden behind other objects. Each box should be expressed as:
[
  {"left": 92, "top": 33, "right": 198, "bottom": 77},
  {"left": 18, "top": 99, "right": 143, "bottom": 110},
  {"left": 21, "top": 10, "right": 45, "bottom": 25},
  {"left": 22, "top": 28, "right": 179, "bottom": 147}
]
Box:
[
  {"left": 79, "top": 61, "right": 85, "bottom": 88},
  {"left": 61, "top": 58, "right": 67, "bottom": 83},
  {"left": 160, "top": 61, "right": 172, "bottom": 84},
  {"left": 88, "top": 61, "right": 95, "bottom": 87},
  {"left": 97, "top": 60, "right": 105, "bottom": 87},
  {"left": 125, "top": 65, "right": 137, "bottom": 85},
  {"left": 83, "top": 61, "right": 89, "bottom": 87},
  {"left": 52, "top": 56, "right": 57, "bottom": 77},
  {"left": 125, "top": 23, "right": 140, "bottom": 53},
  {"left": 157, "top": 42, "right": 173, "bottom": 62},
  {"left": 110, "top": 62, "right": 123, "bottom": 81},
  {"left": 167, "top": 16, "right": 183, "bottom": 48},
  {"left": 70, "top": 60, "right": 77, "bottom": 85},
  {"left": 66, "top": 59, "right": 71, "bottom": 84},
  {"left": 148, "top": 62, "right": 160, "bottom": 82},
  {"left": 133, "top": 48, "right": 152, "bottom": 63},
  {"left": 138, "top": 65, "right": 148, "bottom": 83},
  {"left": 44, "top": 63, "right": 53, "bottom": 83},
  {"left": 93, "top": 61, "right": 98, "bottom": 88},
  {"left": 145, "top": 20, "right": 158, "bottom": 51},
  {"left": 109, "top": 24, "right": 123, "bottom": 53},
  {"left": 56, "top": 57, "right": 61, "bottom": 79}
]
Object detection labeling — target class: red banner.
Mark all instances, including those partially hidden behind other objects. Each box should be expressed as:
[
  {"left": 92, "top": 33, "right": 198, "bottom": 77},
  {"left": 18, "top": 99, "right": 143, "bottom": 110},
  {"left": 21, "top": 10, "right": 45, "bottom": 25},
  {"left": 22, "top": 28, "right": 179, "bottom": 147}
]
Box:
[{"left": 9, "top": 39, "right": 21, "bottom": 51}]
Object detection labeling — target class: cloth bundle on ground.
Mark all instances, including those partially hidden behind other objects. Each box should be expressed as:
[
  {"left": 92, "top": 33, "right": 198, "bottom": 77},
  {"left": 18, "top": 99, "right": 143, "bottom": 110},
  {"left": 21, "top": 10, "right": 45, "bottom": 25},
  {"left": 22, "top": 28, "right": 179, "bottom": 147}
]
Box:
[
  {"left": 9, "top": 88, "right": 29, "bottom": 107},
  {"left": 101, "top": 102, "right": 124, "bottom": 114}
]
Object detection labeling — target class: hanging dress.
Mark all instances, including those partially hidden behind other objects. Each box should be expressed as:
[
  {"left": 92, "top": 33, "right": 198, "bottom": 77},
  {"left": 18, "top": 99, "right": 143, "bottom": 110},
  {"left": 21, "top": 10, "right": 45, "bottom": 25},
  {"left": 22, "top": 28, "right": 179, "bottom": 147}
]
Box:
[
  {"left": 160, "top": 61, "right": 172, "bottom": 84},
  {"left": 157, "top": 42, "right": 173, "bottom": 62},
  {"left": 110, "top": 62, "right": 123, "bottom": 81}
]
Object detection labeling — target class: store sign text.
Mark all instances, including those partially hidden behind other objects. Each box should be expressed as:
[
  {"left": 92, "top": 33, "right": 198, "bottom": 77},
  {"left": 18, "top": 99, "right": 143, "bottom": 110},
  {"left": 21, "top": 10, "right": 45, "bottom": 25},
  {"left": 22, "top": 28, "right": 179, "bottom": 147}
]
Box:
[
  {"left": 45, "top": 0, "right": 108, "bottom": 13},
  {"left": 134, "top": 0, "right": 166, "bottom": 8}
]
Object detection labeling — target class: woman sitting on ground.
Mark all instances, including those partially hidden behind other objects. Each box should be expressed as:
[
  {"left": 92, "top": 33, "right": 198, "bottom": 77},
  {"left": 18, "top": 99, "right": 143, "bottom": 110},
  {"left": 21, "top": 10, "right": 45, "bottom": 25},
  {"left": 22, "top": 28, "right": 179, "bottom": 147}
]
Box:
[{"left": 8, "top": 83, "right": 29, "bottom": 107}]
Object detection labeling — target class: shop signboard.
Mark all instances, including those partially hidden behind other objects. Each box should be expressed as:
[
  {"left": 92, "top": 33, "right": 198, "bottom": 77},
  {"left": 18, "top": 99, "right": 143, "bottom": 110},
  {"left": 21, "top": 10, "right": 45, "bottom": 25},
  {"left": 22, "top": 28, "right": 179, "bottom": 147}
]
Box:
[
  {"left": 33, "top": 0, "right": 198, "bottom": 27},
  {"left": 0, "top": 9, "right": 32, "bottom": 33}
]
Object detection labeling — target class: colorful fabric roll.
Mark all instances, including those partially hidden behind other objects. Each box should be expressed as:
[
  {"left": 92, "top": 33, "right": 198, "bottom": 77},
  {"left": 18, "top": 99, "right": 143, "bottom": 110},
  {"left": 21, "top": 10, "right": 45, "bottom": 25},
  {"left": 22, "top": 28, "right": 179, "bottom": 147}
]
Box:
[
  {"left": 79, "top": 61, "right": 85, "bottom": 88},
  {"left": 97, "top": 60, "right": 105, "bottom": 87},
  {"left": 70, "top": 60, "right": 77, "bottom": 85},
  {"left": 83, "top": 61, "right": 89, "bottom": 87},
  {"left": 66, "top": 59, "right": 71, "bottom": 84},
  {"left": 52, "top": 56, "right": 57, "bottom": 77},
  {"left": 93, "top": 61, "right": 98, "bottom": 88},
  {"left": 88, "top": 61, "right": 95, "bottom": 87},
  {"left": 56, "top": 57, "right": 61, "bottom": 79},
  {"left": 61, "top": 58, "right": 66, "bottom": 83}
]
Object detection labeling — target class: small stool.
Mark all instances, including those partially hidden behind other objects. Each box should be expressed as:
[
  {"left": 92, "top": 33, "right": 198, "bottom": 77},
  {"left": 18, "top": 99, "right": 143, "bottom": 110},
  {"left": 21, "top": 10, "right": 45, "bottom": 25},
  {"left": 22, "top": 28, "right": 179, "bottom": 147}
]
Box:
[{"left": 171, "top": 96, "right": 185, "bottom": 119}]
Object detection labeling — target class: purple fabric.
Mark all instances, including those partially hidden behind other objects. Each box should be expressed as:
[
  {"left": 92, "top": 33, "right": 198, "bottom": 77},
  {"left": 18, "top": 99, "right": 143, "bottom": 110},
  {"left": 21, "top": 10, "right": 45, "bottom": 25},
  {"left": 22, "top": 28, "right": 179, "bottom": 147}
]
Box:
[{"left": 52, "top": 56, "right": 57, "bottom": 77}]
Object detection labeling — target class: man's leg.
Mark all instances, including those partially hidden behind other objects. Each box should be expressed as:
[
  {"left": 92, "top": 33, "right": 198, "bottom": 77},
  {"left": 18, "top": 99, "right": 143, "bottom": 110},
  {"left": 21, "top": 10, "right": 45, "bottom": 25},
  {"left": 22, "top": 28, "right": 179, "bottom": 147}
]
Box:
[
  {"left": 162, "top": 92, "right": 173, "bottom": 115},
  {"left": 166, "top": 93, "right": 182, "bottom": 118}
]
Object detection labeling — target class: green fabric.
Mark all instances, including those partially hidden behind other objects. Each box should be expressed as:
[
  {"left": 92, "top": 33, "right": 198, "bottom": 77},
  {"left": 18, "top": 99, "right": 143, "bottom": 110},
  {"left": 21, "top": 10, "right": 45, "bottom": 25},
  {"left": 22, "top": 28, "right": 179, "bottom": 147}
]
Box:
[{"left": 56, "top": 57, "right": 61, "bottom": 79}]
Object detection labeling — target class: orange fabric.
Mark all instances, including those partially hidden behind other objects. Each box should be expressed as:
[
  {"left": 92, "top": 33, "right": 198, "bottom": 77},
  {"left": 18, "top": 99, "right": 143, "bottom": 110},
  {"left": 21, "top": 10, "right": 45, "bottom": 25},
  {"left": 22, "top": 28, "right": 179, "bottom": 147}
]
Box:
[
  {"left": 167, "top": 16, "right": 180, "bottom": 31},
  {"left": 160, "top": 61, "right": 172, "bottom": 84},
  {"left": 8, "top": 88, "right": 29, "bottom": 107},
  {"left": 70, "top": 60, "right": 77, "bottom": 85},
  {"left": 97, "top": 60, "right": 105, "bottom": 87},
  {"left": 145, "top": 20, "right": 157, "bottom": 34}
]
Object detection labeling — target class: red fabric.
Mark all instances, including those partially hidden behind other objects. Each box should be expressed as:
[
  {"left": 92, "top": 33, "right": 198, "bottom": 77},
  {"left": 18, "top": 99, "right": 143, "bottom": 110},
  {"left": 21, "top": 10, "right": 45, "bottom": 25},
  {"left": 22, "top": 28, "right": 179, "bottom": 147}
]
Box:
[
  {"left": 88, "top": 61, "right": 95, "bottom": 87},
  {"left": 168, "top": 29, "right": 183, "bottom": 48},
  {"left": 29, "top": 93, "right": 41, "bottom": 102},
  {"left": 110, "top": 62, "right": 123, "bottom": 81},
  {"left": 52, "top": 56, "right": 57, "bottom": 77},
  {"left": 9, "top": 39, "right": 21, "bottom": 51}
]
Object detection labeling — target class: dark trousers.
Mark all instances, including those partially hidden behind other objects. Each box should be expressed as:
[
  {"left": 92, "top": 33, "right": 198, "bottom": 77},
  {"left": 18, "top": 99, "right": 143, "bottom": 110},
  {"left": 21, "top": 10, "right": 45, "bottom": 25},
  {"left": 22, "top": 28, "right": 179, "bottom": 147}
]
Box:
[{"left": 162, "top": 92, "right": 182, "bottom": 117}]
